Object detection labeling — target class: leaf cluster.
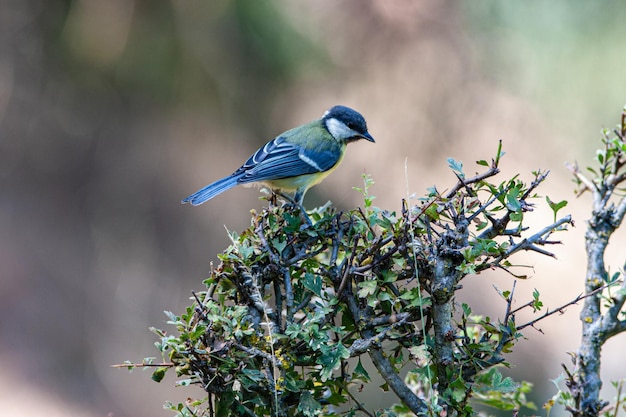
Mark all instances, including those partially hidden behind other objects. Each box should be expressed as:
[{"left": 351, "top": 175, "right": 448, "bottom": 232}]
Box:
[{"left": 123, "top": 142, "right": 574, "bottom": 417}]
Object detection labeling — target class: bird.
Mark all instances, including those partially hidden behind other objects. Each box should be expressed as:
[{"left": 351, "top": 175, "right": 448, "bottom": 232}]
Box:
[{"left": 182, "top": 105, "right": 375, "bottom": 206}]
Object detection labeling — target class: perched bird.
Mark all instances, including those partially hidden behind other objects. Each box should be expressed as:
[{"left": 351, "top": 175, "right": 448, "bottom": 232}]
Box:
[{"left": 182, "top": 105, "right": 375, "bottom": 206}]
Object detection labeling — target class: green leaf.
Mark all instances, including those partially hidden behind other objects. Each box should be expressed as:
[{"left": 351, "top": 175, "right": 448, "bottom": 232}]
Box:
[
  {"left": 546, "top": 196, "right": 568, "bottom": 221},
  {"left": 318, "top": 344, "right": 350, "bottom": 381},
  {"left": 495, "top": 140, "right": 505, "bottom": 166},
  {"left": 163, "top": 310, "right": 178, "bottom": 323},
  {"left": 176, "top": 378, "right": 192, "bottom": 387},
  {"left": 303, "top": 272, "right": 322, "bottom": 297},
  {"left": 476, "top": 159, "right": 489, "bottom": 167},
  {"left": 424, "top": 203, "right": 440, "bottom": 221},
  {"left": 462, "top": 303, "right": 472, "bottom": 316},
  {"left": 271, "top": 237, "right": 287, "bottom": 255},
  {"left": 607, "top": 271, "right": 621, "bottom": 284},
  {"left": 491, "top": 371, "right": 517, "bottom": 393},
  {"left": 408, "top": 345, "right": 431, "bottom": 363},
  {"left": 613, "top": 287, "right": 626, "bottom": 297},
  {"left": 352, "top": 359, "right": 371, "bottom": 382},
  {"left": 510, "top": 210, "right": 523, "bottom": 222},
  {"left": 238, "top": 242, "right": 254, "bottom": 260},
  {"left": 448, "top": 377, "right": 469, "bottom": 402},
  {"left": 532, "top": 288, "right": 543, "bottom": 311},
  {"left": 357, "top": 280, "right": 377, "bottom": 298},
  {"left": 151, "top": 366, "right": 168, "bottom": 383},
  {"left": 377, "top": 291, "right": 393, "bottom": 303},
  {"left": 447, "top": 157, "right": 465, "bottom": 178},
  {"left": 297, "top": 391, "right": 322, "bottom": 417},
  {"left": 506, "top": 187, "right": 522, "bottom": 212},
  {"left": 285, "top": 322, "right": 303, "bottom": 339}
]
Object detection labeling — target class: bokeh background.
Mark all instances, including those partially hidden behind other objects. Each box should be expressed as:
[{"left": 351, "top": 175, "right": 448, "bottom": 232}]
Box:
[{"left": 2, "top": 1, "right": 626, "bottom": 416}]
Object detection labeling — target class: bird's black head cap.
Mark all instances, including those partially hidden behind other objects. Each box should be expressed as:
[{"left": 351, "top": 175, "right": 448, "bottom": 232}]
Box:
[{"left": 323, "top": 105, "right": 368, "bottom": 135}]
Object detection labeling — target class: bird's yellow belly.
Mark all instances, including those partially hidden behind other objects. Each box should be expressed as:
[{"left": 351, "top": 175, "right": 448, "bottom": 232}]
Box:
[
  {"left": 262, "top": 169, "right": 334, "bottom": 192},
  {"left": 262, "top": 150, "right": 346, "bottom": 192}
]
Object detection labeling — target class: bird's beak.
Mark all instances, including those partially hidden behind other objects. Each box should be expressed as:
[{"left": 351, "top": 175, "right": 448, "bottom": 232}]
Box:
[{"left": 361, "top": 132, "right": 375, "bottom": 143}]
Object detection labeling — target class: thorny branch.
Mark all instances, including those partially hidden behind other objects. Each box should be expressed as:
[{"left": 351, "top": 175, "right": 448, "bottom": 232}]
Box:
[
  {"left": 126, "top": 141, "right": 579, "bottom": 417},
  {"left": 515, "top": 285, "right": 611, "bottom": 333}
]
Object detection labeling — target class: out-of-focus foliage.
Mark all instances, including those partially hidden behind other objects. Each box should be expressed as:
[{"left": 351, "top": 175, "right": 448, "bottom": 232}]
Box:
[{"left": 60, "top": 0, "right": 325, "bottom": 130}]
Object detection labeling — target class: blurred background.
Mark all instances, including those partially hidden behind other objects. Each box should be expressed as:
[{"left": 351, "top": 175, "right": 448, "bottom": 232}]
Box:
[{"left": 2, "top": 0, "right": 626, "bottom": 415}]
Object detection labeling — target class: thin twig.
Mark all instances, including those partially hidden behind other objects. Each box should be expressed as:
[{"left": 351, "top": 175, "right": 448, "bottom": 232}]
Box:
[
  {"left": 111, "top": 362, "right": 174, "bottom": 368},
  {"left": 565, "top": 161, "right": 600, "bottom": 200},
  {"left": 337, "top": 380, "right": 376, "bottom": 417},
  {"left": 491, "top": 215, "right": 572, "bottom": 265},
  {"left": 516, "top": 284, "right": 610, "bottom": 332},
  {"left": 444, "top": 166, "right": 501, "bottom": 199},
  {"left": 336, "top": 234, "right": 360, "bottom": 298},
  {"left": 502, "top": 280, "right": 517, "bottom": 325}
]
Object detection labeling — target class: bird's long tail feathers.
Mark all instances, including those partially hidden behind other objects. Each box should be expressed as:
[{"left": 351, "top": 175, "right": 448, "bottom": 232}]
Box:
[{"left": 181, "top": 175, "right": 240, "bottom": 206}]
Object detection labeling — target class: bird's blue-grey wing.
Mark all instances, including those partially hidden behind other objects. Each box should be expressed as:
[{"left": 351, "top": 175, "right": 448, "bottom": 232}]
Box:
[{"left": 236, "top": 136, "right": 340, "bottom": 183}]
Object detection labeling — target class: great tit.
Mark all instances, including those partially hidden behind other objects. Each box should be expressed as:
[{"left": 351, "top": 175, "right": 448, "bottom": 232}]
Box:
[{"left": 182, "top": 105, "right": 375, "bottom": 206}]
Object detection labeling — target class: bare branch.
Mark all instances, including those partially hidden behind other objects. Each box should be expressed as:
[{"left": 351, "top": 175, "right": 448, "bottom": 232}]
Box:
[
  {"left": 337, "top": 381, "right": 376, "bottom": 417},
  {"left": 112, "top": 361, "right": 174, "bottom": 368},
  {"left": 565, "top": 161, "right": 599, "bottom": 197},
  {"left": 345, "top": 293, "right": 429, "bottom": 415},
  {"left": 444, "top": 166, "right": 501, "bottom": 199},
  {"left": 347, "top": 314, "right": 410, "bottom": 356},
  {"left": 493, "top": 215, "right": 572, "bottom": 263},
  {"left": 369, "top": 347, "right": 429, "bottom": 415},
  {"left": 516, "top": 285, "right": 609, "bottom": 332},
  {"left": 521, "top": 170, "right": 550, "bottom": 200},
  {"left": 233, "top": 342, "right": 286, "bottom": 369}
]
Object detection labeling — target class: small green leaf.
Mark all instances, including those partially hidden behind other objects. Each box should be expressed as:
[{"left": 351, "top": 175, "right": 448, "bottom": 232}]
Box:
[
  {"left": 357, "top": 280, "right": 377, "bottom": 298},
  {"left": 495, "top": 140, "right": 505, "bottom": 166},
  {"left": 151, "top": 366, "right": 168, "bottom": 383},
  {"left": 297, "top": 391, "right": 322, "bottom": 417},
  {"left": 607, "top": 271, "right": 621, "bottom": 284},
  {"left": 424, "top": 203, "right": 441, "bottom": 221},
  {"left": 176, "top": 378, "right": 192, "bottom": 386},
  {"left": 492, "top": 285, "right": 507, "bottom": 300},
  {"left": 163, "top": 311, "right": 178, "bottom": 324},
  {"left": 447, "top": 157, "right": 465, "bottom": 178},
  {"left": 352, "top": 359, "right": 371, "bottom": 382},
  {"left": 318, "top": 344, "right": 350, "bottom": 381},
  {"left": 462, "top": 303, "right": 472, "bottom": 316},
  {"left": 271, "top": 238, "right": 287, "bottom": 255},
  {"left": 546, "top": 196, "right": 568, "bottom": 221},
  {"left": 490, "top": 370, "right": 517, "bottom": 393},
  {"left": 506, "top": 188, "right": 522, "bottom": 212},
  {"left": 532, "top": 288, "right": 543, "bottom": 311},
  {"left": 303, "top": 272, "right": 322, "bottom": 297}
]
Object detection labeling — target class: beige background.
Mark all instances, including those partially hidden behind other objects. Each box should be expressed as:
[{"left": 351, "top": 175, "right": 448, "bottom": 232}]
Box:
[{"left": 1, "top": 1, "right": 626, "bottom": 416}]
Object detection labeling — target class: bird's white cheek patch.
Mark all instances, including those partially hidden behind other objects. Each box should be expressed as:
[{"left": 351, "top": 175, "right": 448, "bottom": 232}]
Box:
[
  {"left": 299, "top": 152, "right": 323, "bottom": 172},
  {"left": 326, "top": 117, "right": 353, "bottom": 140}
]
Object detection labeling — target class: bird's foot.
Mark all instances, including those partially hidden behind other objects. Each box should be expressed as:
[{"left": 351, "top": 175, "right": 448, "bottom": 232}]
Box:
[{"left": 275, "top": 192, "right": 312, "bottom": 227}]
